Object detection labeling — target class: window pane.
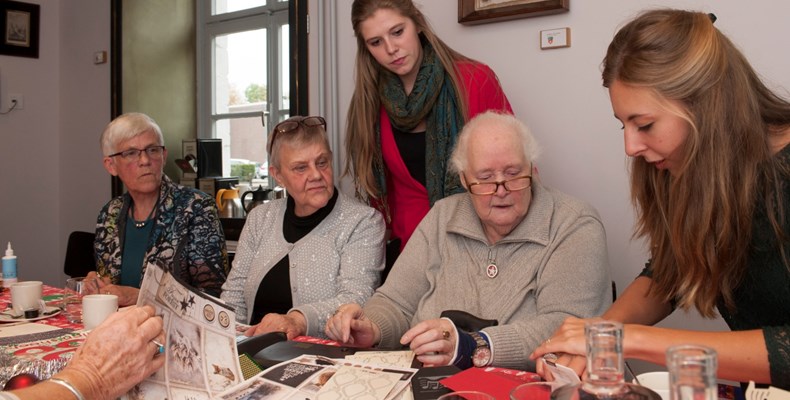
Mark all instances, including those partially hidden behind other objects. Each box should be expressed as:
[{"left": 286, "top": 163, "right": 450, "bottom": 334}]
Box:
[
  {"left": 213, "top": 29, "right": 267, "bottom": 114},
  {"left": 279, "top": 24, "right": 289, "bottom": 112},
  {"left": 215, "top": 115, "right": 270, "bottom": 186},
  {"left": 213, "top": 0, "right": 268, "bottom": 15}
]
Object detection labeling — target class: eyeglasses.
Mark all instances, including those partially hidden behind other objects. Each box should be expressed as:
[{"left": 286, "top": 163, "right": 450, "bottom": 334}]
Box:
[
  {"left": 466, "top": 175, "right": 533, "bottom": 195},
  {"left": 268, "top": 116, "right": 327, "bottom": 153},
  {"left": 108, "top": 145, "right": 166, "bottom": 161}
]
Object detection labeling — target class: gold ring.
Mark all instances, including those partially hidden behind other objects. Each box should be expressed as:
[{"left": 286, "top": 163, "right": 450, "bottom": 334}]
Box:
[{"left": 442, "top": 330, "right": 450, "bottom": 340}]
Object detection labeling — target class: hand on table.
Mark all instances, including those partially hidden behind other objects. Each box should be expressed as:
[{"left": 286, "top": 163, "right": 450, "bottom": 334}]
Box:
[
  {"left": 530, "top": 316, "right": 592, "bottom": 379},
  {"left": 83, "top": 272, "right": 139, "bottom": 307},
  {"left": 245, "top": 311, "right": 307, "bottom": 340},
  {"left": 324, "top": 303, "right": 380, "bottom": 348},
  {"left": 400, "top": 319, "right": 456, "bottom": 367},
  {"left": 57, "top": 305, "right": 165, "bottom": 400}
]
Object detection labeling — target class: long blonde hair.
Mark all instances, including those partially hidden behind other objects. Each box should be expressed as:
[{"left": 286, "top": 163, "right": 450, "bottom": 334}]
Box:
[
  {"left": 344, "top": 0, "right": 471, "bottom": 201},
  {"left": 603, "top": 9, "right": 790, "bottom": 317}
]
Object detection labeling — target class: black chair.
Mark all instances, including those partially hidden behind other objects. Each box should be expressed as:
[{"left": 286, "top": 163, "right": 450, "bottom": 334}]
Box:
[
  {"left": 381, "top": 237, "right": 401, "bottom": 285},
  {"left": 64, "top": 231, "right": 97, "bottom": 278}
]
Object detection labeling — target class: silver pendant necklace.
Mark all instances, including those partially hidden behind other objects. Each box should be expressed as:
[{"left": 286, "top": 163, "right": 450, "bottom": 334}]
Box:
[
  {"left": 485, "top": 247, "right": 498, "bottom": 279},
  {"left": 130, "top": 200, "right": 158, "bottom": 229}
]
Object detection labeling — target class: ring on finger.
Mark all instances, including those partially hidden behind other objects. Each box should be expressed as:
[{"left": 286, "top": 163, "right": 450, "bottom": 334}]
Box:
[
  {"left": 152, "top": 339, "right": 165, "bottom": 356},
  {"left": 442, "top": 330, "right": 450, "bottom": 340}
]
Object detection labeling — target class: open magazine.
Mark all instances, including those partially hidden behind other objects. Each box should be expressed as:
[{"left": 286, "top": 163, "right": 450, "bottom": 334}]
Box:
[
  {"left": 217, "top": 353, "right": 417, "bottom": 400},
  {"left": 126, "top": 263, "right": 243, "bottom": 400}
]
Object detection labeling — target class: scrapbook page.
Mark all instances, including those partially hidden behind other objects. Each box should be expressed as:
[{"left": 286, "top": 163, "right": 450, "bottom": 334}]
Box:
[
  {"left": 218, "top": 354, "right": 418, "bottom": 400},
  {"left": 127, "top": 263, "right": 243, "bottom": 400}
]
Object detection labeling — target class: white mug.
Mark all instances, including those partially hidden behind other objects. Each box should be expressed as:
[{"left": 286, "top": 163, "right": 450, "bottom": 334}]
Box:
[
  {"left": 10, "top": 281, "right": 43, "bottom": 314},
  {"left": 82, "top": 294, "right": 118, "bottom": 330},
  {"left": 635, "top": 371, "right": 670, "bottom": 400}
]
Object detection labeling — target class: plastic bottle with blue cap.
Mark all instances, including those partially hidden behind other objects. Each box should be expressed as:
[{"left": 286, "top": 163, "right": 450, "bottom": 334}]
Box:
[{"left": 2, "top": 242, "right": 18, "bottom": 288}]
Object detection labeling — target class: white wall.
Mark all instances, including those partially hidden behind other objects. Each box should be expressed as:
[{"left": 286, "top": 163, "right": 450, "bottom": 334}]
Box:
[
  {"left": 317, "top": 0, "right": 790, "bottom": 371},
  {"left": 2, "top": 0, "right": 789, "bottom": 370},
  {"left": 0, "top": 0, "right": 109, "bottom": 287}
]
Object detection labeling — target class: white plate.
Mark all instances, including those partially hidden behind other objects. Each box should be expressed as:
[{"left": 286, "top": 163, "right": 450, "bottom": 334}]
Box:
[{"left": 0, "top": 306, "right": 61, "bottom": 323}]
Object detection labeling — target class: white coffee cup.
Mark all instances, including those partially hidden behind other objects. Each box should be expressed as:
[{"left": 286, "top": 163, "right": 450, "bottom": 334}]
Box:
[
  {"left": 82, "top": 294, "right": 118, "bottom": 330},
  {"left": 10, "top": 281, "right": 43, "bottom": 314},
  {"left": 635, "top": 371, "right": 670, "bottom": 400}
]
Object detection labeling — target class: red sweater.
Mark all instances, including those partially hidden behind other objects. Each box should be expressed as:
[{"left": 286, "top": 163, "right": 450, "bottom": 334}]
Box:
[{"left": 379, "top": 61, "right": 513, "bottom": 249}]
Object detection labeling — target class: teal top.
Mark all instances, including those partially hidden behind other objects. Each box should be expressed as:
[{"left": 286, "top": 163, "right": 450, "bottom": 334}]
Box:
[{"left": 120, "top": 217, "right": 153, "bottom": 288}]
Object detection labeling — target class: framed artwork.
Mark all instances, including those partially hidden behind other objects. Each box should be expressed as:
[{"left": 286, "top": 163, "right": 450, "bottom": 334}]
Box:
[
  {"left": 0, "top": 0, "right": 40, "bottom": 58},
  {"left": 458, "top": 0, "right": 569, "bottom": 26}
]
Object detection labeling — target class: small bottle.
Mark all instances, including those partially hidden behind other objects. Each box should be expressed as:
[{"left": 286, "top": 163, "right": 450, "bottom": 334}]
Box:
[
  {"left": 666, "top": 345, "right": 717, "bottom": 400},
  {"left": 552, "top": 320, "right": 661, "bottom": 400},
  {"left": 2, "top": 242, "right": 18, "bottom": 288}
]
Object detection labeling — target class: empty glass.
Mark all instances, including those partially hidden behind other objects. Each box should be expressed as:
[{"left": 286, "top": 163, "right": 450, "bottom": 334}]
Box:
[
  {"left": 666, "top": 345, "right": 717, "bottom": 400},
  {"left": 437, "top": 391, "right": 495, "bottom": 400},
  {"left": 510, "top": 382, "right": 553, "bottom": 400},
  {"left": 61, "top": 277, "right": 91, "bottom": 323}
]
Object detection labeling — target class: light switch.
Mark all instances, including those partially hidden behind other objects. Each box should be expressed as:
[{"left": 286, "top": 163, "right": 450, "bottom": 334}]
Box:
[
  {"left": 540, "top": 28, "right": 571, "bottom": 49},
  {"left": 93, "top": 51, "right": 107, "bottom": 64}
]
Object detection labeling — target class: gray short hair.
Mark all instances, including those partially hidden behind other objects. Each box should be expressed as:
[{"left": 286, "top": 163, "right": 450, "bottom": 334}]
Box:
[
  {"left": 450, "top": 111, "right": 541, "bottom": 175},
  {"left": 100, "top": 112, "right": 164, "bottom": 156}
]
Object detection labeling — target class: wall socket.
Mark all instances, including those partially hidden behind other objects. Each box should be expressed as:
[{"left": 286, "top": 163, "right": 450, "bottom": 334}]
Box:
[{"left": 9, "top": 94, "right": 24, "bottom": 110}]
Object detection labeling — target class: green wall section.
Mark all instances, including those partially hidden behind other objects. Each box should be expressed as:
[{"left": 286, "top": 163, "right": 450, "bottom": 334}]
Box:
[{"left": 122, "top": 0, "right": 196, "bottom": 180}]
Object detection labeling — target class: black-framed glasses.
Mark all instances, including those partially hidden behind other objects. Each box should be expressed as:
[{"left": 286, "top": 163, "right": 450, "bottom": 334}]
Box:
[
  {"left": 268, "top": 116, "right": 327, "bottom": 153},
  {"left": 466, "top": 175, "right": 533, "bottom": 195},
  {"left": 108, "top": 145, "right": 166, "bottom": 161}
]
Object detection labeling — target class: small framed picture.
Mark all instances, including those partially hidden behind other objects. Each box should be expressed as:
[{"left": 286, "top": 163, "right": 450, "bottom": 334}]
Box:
[
  {"left": 458, "top": 0, "right": 569, "bottom": 26},
  {"left": 0, "top": 0, "right": 40, "bottom": 58}
]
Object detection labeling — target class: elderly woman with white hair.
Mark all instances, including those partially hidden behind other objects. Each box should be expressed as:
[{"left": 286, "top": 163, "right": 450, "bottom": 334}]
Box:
[
  {"left": 325, "top": 111, "right": 611, "bottom": 371},
  {"left": 87, "top": 112, "right": 229, "bottom": 306}
]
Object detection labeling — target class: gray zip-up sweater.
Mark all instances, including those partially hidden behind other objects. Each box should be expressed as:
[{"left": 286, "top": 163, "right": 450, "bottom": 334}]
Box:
[{"left": 364, "top": 182, "right": 611, "bottom": 369}]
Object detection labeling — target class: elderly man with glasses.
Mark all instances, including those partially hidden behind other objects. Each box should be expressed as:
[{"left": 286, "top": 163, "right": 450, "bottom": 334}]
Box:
[
  {"left": 88, "top": 112, "right": 229, "bottom": 306},
  {"left": 325, "top": 111, "right": 611, "bottom": 371}
]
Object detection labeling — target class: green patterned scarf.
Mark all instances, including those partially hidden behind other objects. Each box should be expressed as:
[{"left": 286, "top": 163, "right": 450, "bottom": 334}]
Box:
[{"left": 374, "top": 40, "right": 464, "bottom": 207}]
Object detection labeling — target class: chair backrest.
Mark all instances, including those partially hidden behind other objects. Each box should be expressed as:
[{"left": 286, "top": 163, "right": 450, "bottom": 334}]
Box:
[{"left": 64, "top": 231, "right": 97, "bottom": 278}]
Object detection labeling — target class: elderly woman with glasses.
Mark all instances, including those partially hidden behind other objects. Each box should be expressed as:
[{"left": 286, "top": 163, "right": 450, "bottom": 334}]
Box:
[
  {"left": 325, "top": 111, "right": 610, "bottom": 370},
  {"left": 88, "top": 112, "right": 229, "bottom": 306},
  {"left": 221, "top": 115, "right": 385, "bottom": 340}
]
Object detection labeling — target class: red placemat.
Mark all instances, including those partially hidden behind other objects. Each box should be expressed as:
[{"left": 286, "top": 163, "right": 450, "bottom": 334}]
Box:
[{"left": 0, "top": 284, "right": 83, "bottom": 330}]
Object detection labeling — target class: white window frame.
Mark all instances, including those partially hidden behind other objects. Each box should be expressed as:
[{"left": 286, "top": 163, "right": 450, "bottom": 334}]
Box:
[{"left": 196, "top": 2, "right": 290, "bottom": 145}]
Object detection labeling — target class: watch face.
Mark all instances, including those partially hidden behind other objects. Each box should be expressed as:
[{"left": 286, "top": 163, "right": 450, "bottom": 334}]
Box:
[{"left": 472, "top": 347, "right": 491, "bottom": 368}]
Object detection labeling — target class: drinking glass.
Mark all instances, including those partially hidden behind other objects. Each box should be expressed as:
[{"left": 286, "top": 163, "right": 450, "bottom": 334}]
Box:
[
  {"left": 437, "top": 391, "right": 495, "bottom": 400},
  {"left": 510, "top": 382, "right": 553, "bottom": 400},
  {"left": 666, "top": 345, "right": 717, "bottom": 400},
  {"left": 61, "top": 277, "right": 90, "bottom": 323}
]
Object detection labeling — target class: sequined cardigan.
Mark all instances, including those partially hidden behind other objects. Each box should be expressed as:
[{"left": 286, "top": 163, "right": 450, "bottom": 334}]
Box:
[
  {"left": 94, "top": 175, "right": 229, "bottom": 297},
  {"left": 220, "top": 191, "right": 386, "bottom": 337}
]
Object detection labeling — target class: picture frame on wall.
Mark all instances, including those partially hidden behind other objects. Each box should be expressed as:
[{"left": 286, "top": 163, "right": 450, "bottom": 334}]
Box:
[
  {"left": 0, "top": 0, "right": 40, "bottom": 58},
  {"left": 458, "top": 0, "right": 569, "bottom": 25}
]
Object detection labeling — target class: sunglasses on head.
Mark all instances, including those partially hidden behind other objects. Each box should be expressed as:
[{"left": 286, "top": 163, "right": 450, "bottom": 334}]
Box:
[{"left": 268, "top": 116, "right": 327, "bottom": 154}]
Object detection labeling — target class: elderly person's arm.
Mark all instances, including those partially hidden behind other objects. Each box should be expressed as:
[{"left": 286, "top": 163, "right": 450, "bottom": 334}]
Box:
[
  {"left": 325, "top": 207, "right": 442, "bottom": 348},
  {"left": 3, "top": 306, "right": 164, "bottom": 400}
]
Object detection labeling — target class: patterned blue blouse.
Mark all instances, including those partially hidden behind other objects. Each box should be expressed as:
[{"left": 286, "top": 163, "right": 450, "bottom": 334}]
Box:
[{"left": 94, "top": 175, "right": 229, "bottom": 296}]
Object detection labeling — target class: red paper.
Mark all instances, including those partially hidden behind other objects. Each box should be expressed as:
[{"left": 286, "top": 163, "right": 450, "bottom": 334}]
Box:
[{"left": 440, "top": 367, "right": 542, "bottom": 400}]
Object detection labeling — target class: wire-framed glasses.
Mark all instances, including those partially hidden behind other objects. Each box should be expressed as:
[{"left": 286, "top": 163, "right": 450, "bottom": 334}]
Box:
[
  {"left": 108, "top": 145, "right": 165, "bottom": 161},
  {"left": 466, "top": 175, "right": 533, "bottom": 195},
  {"left": 268, "top": 116, "right": 327, "bottom": 153}
]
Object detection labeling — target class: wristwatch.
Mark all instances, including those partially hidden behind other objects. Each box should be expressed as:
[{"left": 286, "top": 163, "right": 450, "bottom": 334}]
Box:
[{"left": 469, "top": 331, "right": 491, "bottom": 368}]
